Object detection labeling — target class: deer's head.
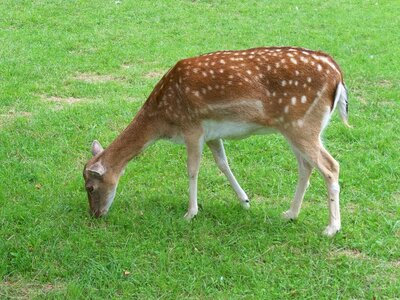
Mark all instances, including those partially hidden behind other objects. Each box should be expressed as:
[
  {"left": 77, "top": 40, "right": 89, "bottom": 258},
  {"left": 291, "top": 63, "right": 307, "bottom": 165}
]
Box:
[{"left": 83, "top": 141, "right": 119, "bottom": 218}]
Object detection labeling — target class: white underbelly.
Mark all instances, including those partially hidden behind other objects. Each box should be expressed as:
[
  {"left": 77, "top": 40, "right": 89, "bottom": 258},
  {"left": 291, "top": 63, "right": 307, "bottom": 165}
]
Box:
[
  {"left": 167, "top": 120, "right": 274, "bottom": 145},
  {"left": 202, "top": 120, "right": 273, "bottom": 141}
]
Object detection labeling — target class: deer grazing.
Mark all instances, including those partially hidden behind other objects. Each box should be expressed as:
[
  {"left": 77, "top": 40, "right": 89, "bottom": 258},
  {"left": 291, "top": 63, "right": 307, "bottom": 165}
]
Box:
[{"left": 83, "top": 46, "right": 349, "bottom": 236}]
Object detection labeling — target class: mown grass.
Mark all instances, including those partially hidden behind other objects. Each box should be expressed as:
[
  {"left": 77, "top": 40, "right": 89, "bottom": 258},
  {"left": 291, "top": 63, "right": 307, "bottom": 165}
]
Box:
[{"left": 0, "top": 0, "right": 399, "bottom": 298}]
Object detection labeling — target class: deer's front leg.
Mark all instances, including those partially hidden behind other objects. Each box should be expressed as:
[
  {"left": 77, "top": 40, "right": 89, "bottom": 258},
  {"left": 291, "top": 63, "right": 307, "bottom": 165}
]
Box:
[{"left": 184, "top": 133, "right": 204, "bottom": 220}]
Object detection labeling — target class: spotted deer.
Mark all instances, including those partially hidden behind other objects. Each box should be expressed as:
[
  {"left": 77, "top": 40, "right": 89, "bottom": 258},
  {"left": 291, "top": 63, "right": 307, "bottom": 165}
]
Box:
[{"left": 83, "top": 46, "right": 349, "bottom": 236}]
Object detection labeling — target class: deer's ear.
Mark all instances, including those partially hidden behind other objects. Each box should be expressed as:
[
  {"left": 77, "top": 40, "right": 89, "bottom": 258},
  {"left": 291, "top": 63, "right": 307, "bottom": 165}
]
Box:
[
  {"left": 91, "top": 140, "right": 104, "bottom": 156},
  {"left": 86, "top": 161, "right": 106, "bottom": 177}
]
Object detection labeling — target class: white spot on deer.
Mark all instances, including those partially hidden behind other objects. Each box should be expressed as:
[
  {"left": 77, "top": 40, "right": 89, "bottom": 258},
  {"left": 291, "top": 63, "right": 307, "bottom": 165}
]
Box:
[
  {"left": 300, "top": 56, "right": 309, "bottom": 63},
  {"left": 211, "top": 62, "right": 216, "bottom": 66},
  {"left": 272, "top": 92, "right": 276, "bottom": 97},
  {"left": 281, "top": 80, "right": 287, "bottom": 87},
  {"left": 220, "top": 59, "right": 226, "bottom": 64},
  {"left": 307, "top": 77, "right": 312, "bottom": 83},
  {"left": 291, "top": 97, "right": 297, "bottom": 105},
  {"left": 275, "top": 62, "right": 280, "bottom": 68},
  {"left": 278, "top": 98, "right": 283, "bottom": 104},
  {"left": 215, "top": 84, "right": 220, "bottom": 89},
  {"left": 228, "top": 81, "right": 233, "bottom": 85},
  {"left": 202, "top": 71, "right": 208, "bottom": 77},
  {"left": 193, "top": 68, "right": 199, "bottom": 74},
  {"left": 317, "top": 64, "right": 323, "bottom": 72},
  {"left": 289, "top": 80, "right": 293, "bottom": 85},
  {"left": 294, "top": 81, "right": 299, "bottom": 86},
  {"left": 259, "top": 74, "right": 264, "bottom": 79},
  {"left": 295, "top": 70, "right": 300, "bottom": 76},
  {"left": 219, "top": 69, "right": 224, "bottom": 74},
  {"left": 193, "top": 91, "right": 200, "bottom": 97},
  {"left": 267, "top": 65, "right": 271, "bottom": 71},
  {"left": 284, "top": 92, "right": 288, "bottom": 96},
  {"left": 303, "top": 83, "right": 307, "bottom": 88},
  {"left": 249, "top": 55, "right": 254, "bottom": 59},
  {"left": 281, "top": 59, "right": 286, "bottom": 64},
  {"left": 246, "top": 70, "right": 252, "bottom": 75},
  {"left": 301, "top": 95, "right": 307, "bottom": 103},
  {"left": 302, "top": 51, "right": 310, "bottom": 56},
  {"left": 209, "top": 70, "right": 214, "bottom": 75},
  {"left": 284, "top": 105, "right": 289, "bottom": 113},
  {"left": 290, "top": 58, "right": 298, "bottom": 64},
  {"left": 255, "top": 66, "right": 260, "bottom": 70},
  {"left": 207, "top": 86, "right": 212, "bottom": 91},
  {"left": 278, "top": 116, "right": 284, "bottom": 123},
  {"left": 287, "top": 53, "right": 294, "bottom": 58},
  {"left": 185, "top": 86, "right": 190, "bottom": 93}
]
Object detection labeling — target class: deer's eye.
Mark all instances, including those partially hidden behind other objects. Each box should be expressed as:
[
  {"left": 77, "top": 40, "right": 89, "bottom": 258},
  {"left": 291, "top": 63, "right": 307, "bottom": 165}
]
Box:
[{"left": 86, "top": 185, "right": 94, "bottom": 193}]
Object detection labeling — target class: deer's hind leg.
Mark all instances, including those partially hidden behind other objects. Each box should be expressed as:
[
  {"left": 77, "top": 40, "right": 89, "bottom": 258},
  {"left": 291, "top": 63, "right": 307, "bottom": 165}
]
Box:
[
  {"left": 289, "top": 136, "right": 341, "bottom": 237},
  {"left": 282, "top": 148, "right": 313, "bottom": 220}
]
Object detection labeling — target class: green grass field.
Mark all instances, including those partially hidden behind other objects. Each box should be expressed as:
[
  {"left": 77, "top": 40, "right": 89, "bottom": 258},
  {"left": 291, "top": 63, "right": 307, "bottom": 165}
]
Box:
[{"left": 1, "top": 0, "right": 399, "bottom": 298}]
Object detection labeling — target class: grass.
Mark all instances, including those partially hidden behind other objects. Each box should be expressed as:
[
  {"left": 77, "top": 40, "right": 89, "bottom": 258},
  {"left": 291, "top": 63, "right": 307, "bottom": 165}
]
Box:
[{"left": 0, "top": 0, "right": 399, "bottom": 298}]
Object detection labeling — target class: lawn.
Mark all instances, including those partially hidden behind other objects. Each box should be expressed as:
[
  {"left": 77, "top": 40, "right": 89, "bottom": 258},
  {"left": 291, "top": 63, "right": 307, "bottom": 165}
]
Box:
[{"left": 1, "top": 0, "right": 399, "bottom": 298}]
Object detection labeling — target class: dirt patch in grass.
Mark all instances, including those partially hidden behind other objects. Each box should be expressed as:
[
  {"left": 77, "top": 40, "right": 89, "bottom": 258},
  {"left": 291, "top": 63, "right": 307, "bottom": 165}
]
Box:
[
  {"left": 125, "top": 96, "right": 143, "bottom": 103},
  {"left": 74, "top": 73, "right": 123, "bottom": 83},
  {"left": 1, "top": 111, "right": 32, "bottom": 117},
  {"left": 0, "top": 110, "right": 32, "bottom": 128},
  {"left": 0, "top": 280, "right": 65, "bottom": 299},
  {"left": 121, "top": 63, "right": 133, "bottom": 69},
  {"left": 377, "top": 99, "right": 398, "bottom": 107},
  {"left": 41, "top": 95, "right": 85, "bottom": 110},
  {"left": 144, "top": 70, "right": 164, "bottom": 79},
  {"left": 334, "top": 248, "right": 367, "bottom": 259},
  {"left": 357, "top": 96, "right": 368, "bottom": 105},
  {"left": 332, "top": 248, "right": 400, "bottom": 269},
  {"left": 376, "top": 79, "right": 393, "bottom": 88},
  {"left": 44, "top": 96, "right": 82, "bottom": 104}
]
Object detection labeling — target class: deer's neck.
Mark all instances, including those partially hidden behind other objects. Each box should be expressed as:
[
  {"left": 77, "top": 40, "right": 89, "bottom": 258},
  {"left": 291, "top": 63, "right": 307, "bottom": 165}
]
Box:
[{"left": 101, "top": 108, "right": 160, "bottom": 172}]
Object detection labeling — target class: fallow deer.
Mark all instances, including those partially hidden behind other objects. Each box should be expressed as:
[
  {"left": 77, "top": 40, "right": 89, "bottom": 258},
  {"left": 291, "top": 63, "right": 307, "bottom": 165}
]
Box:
[{"left": 83, "top": 46, "right": 349, "bottom": 236}]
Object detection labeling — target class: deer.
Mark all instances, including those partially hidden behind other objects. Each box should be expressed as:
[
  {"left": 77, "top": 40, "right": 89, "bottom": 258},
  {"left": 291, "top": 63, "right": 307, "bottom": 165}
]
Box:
[{"left": 83, "top": 46, "right": 349, "bottom": 237}]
